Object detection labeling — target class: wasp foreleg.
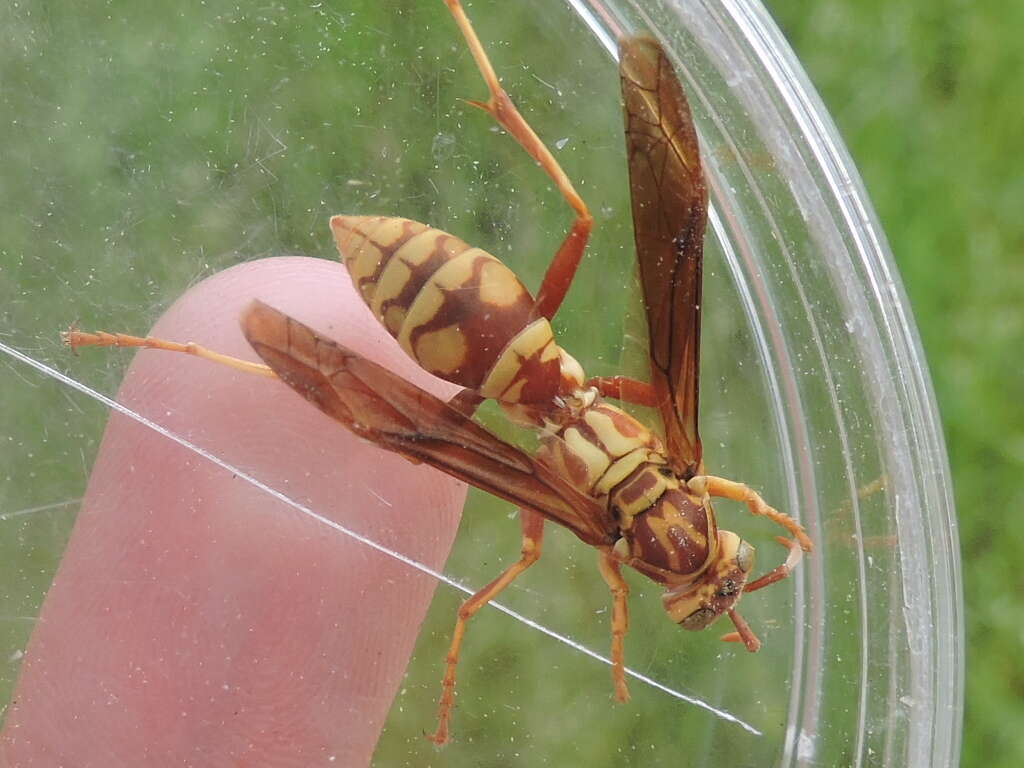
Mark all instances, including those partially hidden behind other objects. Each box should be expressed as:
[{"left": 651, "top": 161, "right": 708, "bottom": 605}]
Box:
[
  {"left": 719, "top": 538, "right": 804, "bottom": 646},
  {"left": 689, "top": 475, "right": 813, "bottom": 553}
]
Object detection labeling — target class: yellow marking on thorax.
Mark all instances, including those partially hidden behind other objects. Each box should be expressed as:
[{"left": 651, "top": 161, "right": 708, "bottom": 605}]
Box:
[
  {"left": 639, "top": 498, "right": 712, "bottom": 576},
  {"left": 562, "top": 427, "right": 612, "bottom": 490},
  {"left": 616, "top": 467, "right": 675, "bottom": 519},
  {"left": 642, "top": 514, "right": 685, "bottom": 572},
  {"left": 584, "top": 408, "right": 651, "bottom": 456},
  {"left": 594, "top": 448, "right": 653, "bottom": 497},
  {"left": 665, "top": 511, "right": 707, "bottom": 552}
]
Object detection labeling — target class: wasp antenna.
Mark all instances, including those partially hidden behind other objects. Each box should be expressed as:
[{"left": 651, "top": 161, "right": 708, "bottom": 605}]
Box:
[{"left": 727, "top": 609, "right": 761, "bottom": 652}]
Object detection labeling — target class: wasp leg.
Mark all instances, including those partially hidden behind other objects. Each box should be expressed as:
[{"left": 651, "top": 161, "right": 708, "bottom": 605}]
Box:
[
  {"left": 64, "top": 329, "right": 275, "bottom": 378},
  {"left": 721, "top": 609, "right": 762, "bottom": 651},
  {"left": 743, "top": 535, "right": 805, "bottom": 593},
  {"left": 597, "top": 549, "right": 631, "bottom": 702},
  {"left": 719, "top": 537, "right": 803, "bottom": 646},
  {"left": 689, "top": 475, "right": 813, "bottom": 553},
  {"left": 690, "top": 478, "right": 811, "bottom": 648},
  {"left": 430, "top": 509, "right": 546, "bottom": 745},
  {"left": 442, "top": 0, "right": 593, "bottom": 322},
  {"left": 587, "top": 376, "right": 659, "bottom": 407}
]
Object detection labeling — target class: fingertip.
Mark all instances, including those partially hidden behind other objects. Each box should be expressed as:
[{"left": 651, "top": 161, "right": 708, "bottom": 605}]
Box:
[{"left": 5, "top": 257, "right": 466, "bottom": 764}]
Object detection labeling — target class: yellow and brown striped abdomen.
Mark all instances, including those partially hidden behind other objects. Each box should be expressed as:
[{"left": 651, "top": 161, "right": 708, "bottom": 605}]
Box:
[{"left": 330, "top": 215, "right": 580, "bottom": 405}]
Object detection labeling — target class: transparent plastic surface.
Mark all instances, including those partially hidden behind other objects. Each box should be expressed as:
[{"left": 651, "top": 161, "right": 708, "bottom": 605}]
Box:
[{"left": 1, "top": 0, "right": 961, "bottom": 765}]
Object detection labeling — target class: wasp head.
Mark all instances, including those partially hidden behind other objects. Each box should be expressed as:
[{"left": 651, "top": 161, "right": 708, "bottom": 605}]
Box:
[{"left": 661, "top": 530, "right": 762, "bottom": 650}]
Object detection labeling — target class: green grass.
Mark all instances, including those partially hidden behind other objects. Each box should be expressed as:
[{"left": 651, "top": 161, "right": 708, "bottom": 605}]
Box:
[
  {"left": 1, "top": 0, "right": 1018, "bottom": 765},
  {"left": 770, "top": 2, "right": 1024, "bottom": 765}
]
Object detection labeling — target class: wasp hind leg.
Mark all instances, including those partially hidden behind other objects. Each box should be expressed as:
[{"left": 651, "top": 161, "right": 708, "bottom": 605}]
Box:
[
  {"left": 430, "top": 509, "right": 546, "bottom": 745},
  {"left": 64, "top": 329, "right": 275, "bottom": 378},
  {"left": 442, "top": 0, "right": 593, "bottom": 322}
]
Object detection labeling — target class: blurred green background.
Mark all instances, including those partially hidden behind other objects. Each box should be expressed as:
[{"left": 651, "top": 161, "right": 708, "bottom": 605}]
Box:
[
  {"left": 0, "top": 0, "right": 1019, "bottom": 765},
  {"left": 770, "top": 2, "right": 1023, "bottom": 766}
]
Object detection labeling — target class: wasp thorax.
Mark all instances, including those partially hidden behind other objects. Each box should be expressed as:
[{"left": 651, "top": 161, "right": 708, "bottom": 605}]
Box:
[
  {"left": 618, "top": 485, "right": 714, "bottom": 578},
  {"left": 662, "top": 531, "right": 755, "bottom": 629}
]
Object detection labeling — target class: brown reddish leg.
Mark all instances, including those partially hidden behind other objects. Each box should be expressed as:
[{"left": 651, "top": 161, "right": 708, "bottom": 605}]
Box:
[
  {"left": 430, "top": 509, "right": 546, "bottom": 745},
  {"left": 724, "top": 609, "right": 761, "bottom": 652},
  {"left": 687, "top": 475, "right": 811, "bottom": 650},
  {"left": 689, "top": 474, "right": 813, "bottom": 553},
  {"left": 443, "top": 0, "right": 593, "bottom": 322},
  {"left": 64, "top": 330, "right": 275, "bottom": 378},
  {"left": 587, "top": 375, "right": 659, "bottom": 407},
  {"left": 66, "top": 329, "right": 496, "bottom": 427},
  {"left": 719, "top": 537, "right": 804, "bottom": 647},
  {"left": 597, "top": 549, "right": 631, "bottom": 703},
  {"left": 68, "top": 324, "right": 542, "bottom": 744},
  {"left": 743, "top": 536, "right": 804, "bottom": 593}
]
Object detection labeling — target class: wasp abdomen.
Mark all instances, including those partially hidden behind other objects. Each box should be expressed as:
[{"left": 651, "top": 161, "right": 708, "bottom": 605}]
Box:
[{"left": 331, "top": 215, "right": 580, "bottom": 404}]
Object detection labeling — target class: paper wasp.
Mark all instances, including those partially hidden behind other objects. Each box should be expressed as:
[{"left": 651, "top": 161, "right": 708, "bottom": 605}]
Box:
[{"left": 67, "top": 0, "right": 812, "bottom": 744}]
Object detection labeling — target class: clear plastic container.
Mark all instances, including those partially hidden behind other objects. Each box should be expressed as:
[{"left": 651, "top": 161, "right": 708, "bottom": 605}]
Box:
[{"left": 1, "top": 0, "right": 961, "bottom": 765}]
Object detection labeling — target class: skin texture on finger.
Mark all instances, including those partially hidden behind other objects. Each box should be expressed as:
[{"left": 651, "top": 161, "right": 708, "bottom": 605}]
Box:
[{"left": 1, "top": 257, "right": 466, "bottom": 766}]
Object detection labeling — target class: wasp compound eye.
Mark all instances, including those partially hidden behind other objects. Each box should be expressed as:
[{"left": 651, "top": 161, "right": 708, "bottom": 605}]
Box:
[{"left": 718, "top": 578, "right": 739, "bottom": 598}]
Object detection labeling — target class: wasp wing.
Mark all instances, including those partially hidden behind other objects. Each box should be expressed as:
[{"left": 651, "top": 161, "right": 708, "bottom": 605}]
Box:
[
  {"left": 620, "top": 36, "right": 708, "bottom": 478},
  {"left": 241, "top": 301, "right": 617, "bottom": 547}
]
